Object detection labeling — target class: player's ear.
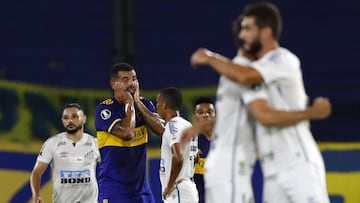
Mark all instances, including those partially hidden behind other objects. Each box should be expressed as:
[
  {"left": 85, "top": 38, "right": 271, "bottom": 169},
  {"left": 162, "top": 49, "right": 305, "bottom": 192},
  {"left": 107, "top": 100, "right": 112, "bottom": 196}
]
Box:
[
  {"left": 82, "top": 115, "right": 87, "bottom": 124},
  {"left": 110, "top": 80, "right": 116, "bottom": 89},
  {"left": 261, "top": 26, "right": 272, "bottom": 40},
  {"left": 162, "top": 101, "right": 168, "bottom": 110}
]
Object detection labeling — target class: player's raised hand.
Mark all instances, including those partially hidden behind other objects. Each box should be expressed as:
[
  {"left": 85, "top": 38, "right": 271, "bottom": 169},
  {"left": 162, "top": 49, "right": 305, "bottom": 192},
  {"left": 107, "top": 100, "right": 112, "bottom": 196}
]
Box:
[
  {"left": 114, "top": 82, "right": 134, "bottom": 105},
  {"left": 190, "top": 48, "right": 214, "bottom": 67},
  {"left": 309, "top": 97, "right": 331, "bottom": 119},
  {"left": 133, "top": 79, "right": 140, "bottom": 103},
  {"left": 179, "top": 126, "right": 200, "bottom": 150}
]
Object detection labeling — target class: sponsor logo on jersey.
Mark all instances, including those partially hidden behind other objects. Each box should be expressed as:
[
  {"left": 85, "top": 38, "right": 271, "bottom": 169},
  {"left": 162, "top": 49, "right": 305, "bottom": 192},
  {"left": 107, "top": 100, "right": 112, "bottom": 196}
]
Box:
[
  {"left": 60, "top": 169, "right": 92, "bottom": 184},
  {"left": 190, "top": 145, "right": 197, "bottom": 152},
  {"left": 194, "top": 158, "right": 206, "bottom": 174},
  {"left": 160, "top": 158, "right": 165, "bottom": 173},
  {"left": 261, "top": 151, "right": 274, "bottom": 162},
  {"left": 169, "top": 120, "right": 178, "bottom": 135},
  {"left": 100, "top": 109, "right": 111, "bottom": 120},
  {"left": 59, "top": 151, "right": 69, "bottom": 158}
]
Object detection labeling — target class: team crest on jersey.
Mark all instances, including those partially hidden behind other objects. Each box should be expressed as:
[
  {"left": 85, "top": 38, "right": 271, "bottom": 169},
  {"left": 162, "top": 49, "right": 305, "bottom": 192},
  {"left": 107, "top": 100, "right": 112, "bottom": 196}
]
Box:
[{"left": 100, "top": 109, "right": 111, "bottom": 120}]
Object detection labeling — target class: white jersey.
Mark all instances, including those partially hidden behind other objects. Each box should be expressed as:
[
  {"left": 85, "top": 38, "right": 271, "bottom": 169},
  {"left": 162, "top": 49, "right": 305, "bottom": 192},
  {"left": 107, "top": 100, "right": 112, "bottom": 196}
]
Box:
[
  {"left": 243, "top": 47, "right": 326, "bottom": 177},
  {"left": 37, "top": 132, "right": 100, "bottom": 203},
  {"left": 159, "top": 116, "right": 195, "bottom": 192},
  {"left": 204, "top": 55, "right": 257, "bottom": 187}
]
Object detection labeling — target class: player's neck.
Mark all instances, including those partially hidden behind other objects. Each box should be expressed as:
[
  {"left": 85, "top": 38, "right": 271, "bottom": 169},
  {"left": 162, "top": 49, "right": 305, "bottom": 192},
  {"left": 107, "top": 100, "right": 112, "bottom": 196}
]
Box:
[
  {"left": 257, "top": 40, "right": 279, "bottom": 58},
  {"left": 164, "top": 111, "right": 179, "bottom": 123},
  {"left": 66, "top": 132, "right": 84, "bottom": 143}
]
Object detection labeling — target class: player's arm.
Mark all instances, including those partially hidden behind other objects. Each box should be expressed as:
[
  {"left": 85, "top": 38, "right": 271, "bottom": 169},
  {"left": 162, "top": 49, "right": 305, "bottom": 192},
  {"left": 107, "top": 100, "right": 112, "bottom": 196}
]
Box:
[
  {"left": 111, "top": 84, "right": 136, "bottom": 140},
  {"left": 179, "top": 119, "right": 214, "bottom": 149},
  {"left": 247, "top": 97, "right": 331, "bottom": 127},
  {"left": 135, "top": 100, "right": 165, "bottom": 135},
  {"left": 112, "top": 103, "right": 135, "bottom": 141},
  {"left": 191, "top": 48, "right": 263, "bottom": 85},
  {"left": 30, "top": 161, "right": 48, "bottom": 203},
  {"left": 133, "top": 80, "right": 165, "bottom": 135},
  {"left": 163, "top": 143, "right": 183, "bottom": 200}
]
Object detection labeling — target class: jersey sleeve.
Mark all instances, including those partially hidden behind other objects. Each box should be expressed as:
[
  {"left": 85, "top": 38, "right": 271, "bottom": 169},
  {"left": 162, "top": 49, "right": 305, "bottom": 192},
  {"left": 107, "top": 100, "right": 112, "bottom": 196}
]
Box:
[
  {"left": 94, "top": 99, "right": 124, "bottom": 133},
  {"left": 37, "top": 137, "right": 55, "bottom": 164},
  {"left": 167, "top": 119, "right": 192, "bottom": 148},
  {"left": 251, "top": 49, "right": 300, "bottom": 84},
  {"left": 141, "top": 97, "right": 157, "bottom": 113},
  {"left": 167, "top": 119, "right": 191, "bottom": 148},
  {"left": 243, "top": 85, "right": 268, "bottom": 105}
]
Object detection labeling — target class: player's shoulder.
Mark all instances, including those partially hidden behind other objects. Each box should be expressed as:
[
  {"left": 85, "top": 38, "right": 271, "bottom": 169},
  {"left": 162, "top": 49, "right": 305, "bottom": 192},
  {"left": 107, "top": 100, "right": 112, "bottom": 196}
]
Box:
[
  {"left": 275, "top": 47, "right": 300, "bottom": 63},
  {"left": 43, "top": 132, "right": 66, "bottom": 146},
  {"left": 169, "top": 116, "right": 192, "bottom": 128},
  {"left": 83, "top": 133, "right": 97, "bottom": 141},
  {"left": 140, "top": 96, "right": 154, "bottom": 105},
  {"left": 140, "top": 96, "right": 157, "bottom": 112},
  {"left": 83, "top": 133, "right": 98, "bottom": 147},
  {"left": 95, "top": 97, "right": 119, "bottom": 115}
]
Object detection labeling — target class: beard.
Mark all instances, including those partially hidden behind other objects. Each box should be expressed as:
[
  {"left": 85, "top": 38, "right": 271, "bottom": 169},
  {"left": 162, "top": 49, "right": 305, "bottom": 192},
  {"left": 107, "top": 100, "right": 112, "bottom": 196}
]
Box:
[
  {"left": 246, "top": 38, "right": 262, "bottom": 56},
  {"left": 65, "top": 124, "right": 83, "bottom": 134}
]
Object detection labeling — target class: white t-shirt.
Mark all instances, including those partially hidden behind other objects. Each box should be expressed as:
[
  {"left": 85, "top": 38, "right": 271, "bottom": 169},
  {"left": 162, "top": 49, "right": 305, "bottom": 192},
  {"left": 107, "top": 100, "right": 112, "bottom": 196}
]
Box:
[
  {"left": 37, "top": 132, "right": 100, "bottom": 203},
  {"left": 204, "top": 55, "right": 257, "bottom": 186},
  {"left": 159, "top": 116, "right": 195, "bottom": 192},
  {"left": 243, "top": 47, "right": 325, "bottom": 177}
]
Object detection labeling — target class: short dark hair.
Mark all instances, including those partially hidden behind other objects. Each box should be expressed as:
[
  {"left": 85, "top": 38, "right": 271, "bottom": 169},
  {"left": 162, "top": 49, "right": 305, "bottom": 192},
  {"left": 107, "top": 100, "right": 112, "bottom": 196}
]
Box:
[
  {"left": 64, "top": 102, "right": 83, "bottom": 111},
  {"left": 110, "top": 62, "right": 135, "bottom": 79},
  {"left": 194, "top": 96, "right": 215, "bottom": 107},
  {"left": 232, "top": 15, "right": 244, "bottom": 48},
  {"left": 159, "top": 87, "right": 183, "bottom": 110},
  {"left": 243, "top": 2, "right": 282, "bottom": 40}
]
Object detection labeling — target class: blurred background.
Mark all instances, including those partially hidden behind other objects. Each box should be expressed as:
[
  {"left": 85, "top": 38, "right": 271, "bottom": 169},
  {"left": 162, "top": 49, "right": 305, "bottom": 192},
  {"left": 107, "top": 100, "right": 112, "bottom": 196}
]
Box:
[{"left": 0, "top": 0, "right": 359, "bottom": 202}]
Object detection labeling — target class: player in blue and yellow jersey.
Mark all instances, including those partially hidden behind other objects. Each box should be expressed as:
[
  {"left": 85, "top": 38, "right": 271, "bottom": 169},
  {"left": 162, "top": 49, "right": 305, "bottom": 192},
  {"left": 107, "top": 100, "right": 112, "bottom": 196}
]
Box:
[
  {"left": 95, "top": 63, "right": 165, "bottom": 203},
  {"left": 192, "top": 96, "right": 216, "bottom": 203}
]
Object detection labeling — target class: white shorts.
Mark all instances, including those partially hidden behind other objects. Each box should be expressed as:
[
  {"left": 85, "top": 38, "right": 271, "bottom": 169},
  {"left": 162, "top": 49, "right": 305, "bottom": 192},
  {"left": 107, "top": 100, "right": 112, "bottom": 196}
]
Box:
[
  {"left": 263, "top": 163, "right": 330, "bottom": 203},
  {"left": 163, "top": 179, "right": 198, "bottom": 203}
]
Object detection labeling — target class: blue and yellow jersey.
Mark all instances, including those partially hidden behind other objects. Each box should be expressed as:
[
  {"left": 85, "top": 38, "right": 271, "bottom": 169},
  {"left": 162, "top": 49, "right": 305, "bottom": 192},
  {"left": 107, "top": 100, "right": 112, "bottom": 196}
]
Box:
[
  {"left": 94, "top": 96, "right": 156, "bottom": 197},
  {"left": 194, "top": 134, "right": 210, "bottom": 175},
  {"left": 194, "top": 134, "right": 211, "bottom": 203}
]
